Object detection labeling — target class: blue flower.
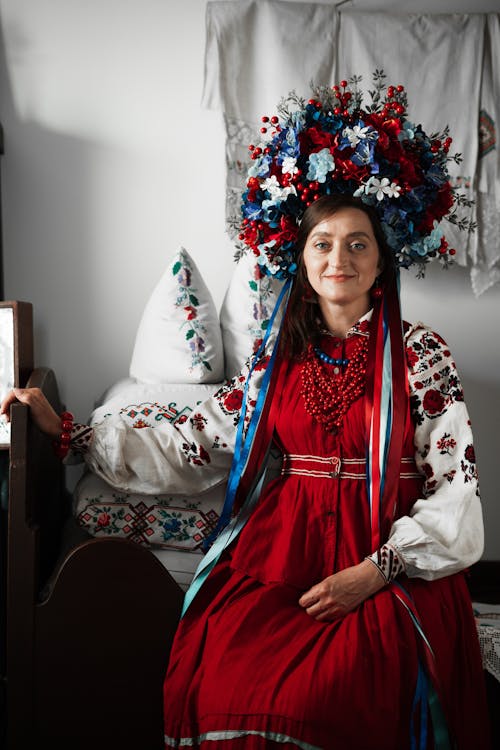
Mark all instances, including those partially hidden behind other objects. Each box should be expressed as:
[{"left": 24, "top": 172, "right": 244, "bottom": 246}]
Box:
[
  {"left": 306, "top": 148, "right": 335, "bottom": 183},
  {"left": 351, "top": 140, "right": 378, "bottom": 169},
  {"left": 399, "top": 121, "right": 416, "bottom": 141},
  {"left": 278, "top": 127, "right": 301, "bottom": 160},
  {"left": 248, "top": 154, "right": 272, "bottom": 178},
  {"left": 163, "top": 517, "right": 181, "bottom": 536},
  {"left": 261, "top": 199, "right": 282, "bottom": 226},
  {"left": 242, "top": 201, "right": 264, "bottom": 221}
]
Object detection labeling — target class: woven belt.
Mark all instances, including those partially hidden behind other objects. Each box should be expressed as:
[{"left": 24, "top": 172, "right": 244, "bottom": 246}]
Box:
[{"left": 281, "top": 454, "right": 420, "bottom": 480}]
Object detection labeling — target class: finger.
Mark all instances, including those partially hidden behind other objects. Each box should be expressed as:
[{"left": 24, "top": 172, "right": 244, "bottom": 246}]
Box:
[
  {"left": 304, "top": 602, "right": 325, "bottom": 618},
  {"left": 299, "top": 586, "right": 322, "bottom": 608},
  {"left": 313, "top": 607, "right": 343, "bottom": 623},
  {"left": 0, "top": 390, "right": 20, "bottom": 418}
]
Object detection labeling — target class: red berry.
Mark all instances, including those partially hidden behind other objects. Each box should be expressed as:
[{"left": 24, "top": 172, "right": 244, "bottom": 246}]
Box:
[
  {"left": 261, "top": 116, "right": 269, "bottom": 123},
  {"left": 340, "top": 80, "right": 348, "bottom": 88},
  {"left": 397, "top": 85, "right": 405, "bottom": 92},
  {"left": 449, "top": 248, "right": 456, "bottom": 256},
  {"left": 271, "top": 115, "right": 279, "bottom": 124}
]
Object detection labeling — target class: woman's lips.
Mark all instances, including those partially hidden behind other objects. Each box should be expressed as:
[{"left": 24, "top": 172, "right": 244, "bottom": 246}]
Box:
[{"left": 323, "top": 274, "right": 353, "bottom": 282}]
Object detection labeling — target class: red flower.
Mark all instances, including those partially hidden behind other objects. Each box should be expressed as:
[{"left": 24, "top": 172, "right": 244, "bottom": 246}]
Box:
[
  {"left": 422, "top": 389, "right": 445, "bottom": 415},
  {"left": 199, "top": 445, "right": 211, "bottom": 463},
  {"left": 334, "top": 154, "right": 369, "bottom": 183},
  {"left": 97, "top": 512, "right": 111, "bottom": 528},
  {"left": 224, "top": 389, "right": 244, "bottom": 413},
  {"left": 184, "top": 306, "right": 197, "bottom": 321},
  {"left": 398, "top": 154, "right": 422, "bottom": 188},
  {"left": 406, "top": 348, "right": 419, "bottom": 368},
  {"left": 464, "top": 445, "right": 476, "bottom": 463},
  {"left": 299, "top": 127, "right": 335, "bottom": 152},
  {"left": 268, "top": 215, "right": 298, "bottom": 249},
  {"left": 419, "top": 185, "right": 455, "bottom": 232}
]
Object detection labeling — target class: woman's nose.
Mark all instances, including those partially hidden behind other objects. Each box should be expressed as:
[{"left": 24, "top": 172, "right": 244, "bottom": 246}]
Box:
[{"left": 326, "top": 244, "right": 347, "bottom": 268}]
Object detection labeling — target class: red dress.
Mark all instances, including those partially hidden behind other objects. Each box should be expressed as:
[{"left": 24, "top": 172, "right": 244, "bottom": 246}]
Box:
[{"left": 163, "top": 333, "right": 490, "bottom": 750}]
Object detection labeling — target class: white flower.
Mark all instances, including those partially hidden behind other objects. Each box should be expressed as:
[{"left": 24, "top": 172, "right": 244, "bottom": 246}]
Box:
[
  {"left": 343, "top": 124, "right": 372, "bottom": 147},
  {"left": 366, "top": 177, "right": 402, "bottom": 201},
  {"left": 262, "top": 175, "right": 281, "bottom": 198},
  {"left": 281, "top": 156, "right": 298, "bottom": 176},
  {"left": 262, "top": 175, "right": 297, "bottom": 201}
]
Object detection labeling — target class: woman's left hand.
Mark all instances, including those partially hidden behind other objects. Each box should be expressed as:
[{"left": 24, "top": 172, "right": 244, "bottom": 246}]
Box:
[{"left": 298, "top": 560, "right": 386, "bottom": 622}]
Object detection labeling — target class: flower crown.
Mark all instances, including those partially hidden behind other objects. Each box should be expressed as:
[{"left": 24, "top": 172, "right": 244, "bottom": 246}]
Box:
[{"left": 236, "top": 72, "right": 471, "bottom": 280}]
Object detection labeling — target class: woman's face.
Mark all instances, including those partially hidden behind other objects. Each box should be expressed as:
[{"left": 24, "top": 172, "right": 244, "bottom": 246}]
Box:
[{"left": 302, "top": 207, "right": 382, "bottom": 310}]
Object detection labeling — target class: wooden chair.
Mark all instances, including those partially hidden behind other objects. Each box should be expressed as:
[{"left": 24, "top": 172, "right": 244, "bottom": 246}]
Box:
[{"left": 3, "top": 303, "right": 184, "bottom": 748}]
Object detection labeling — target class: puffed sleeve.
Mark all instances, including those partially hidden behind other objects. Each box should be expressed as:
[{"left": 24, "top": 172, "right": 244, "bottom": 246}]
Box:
[
  {"left": 376, "top": 323, "right": 484, "bottom": 581},
  {"left": 74, "top": 356, "right": 270, "bottom": 496}
]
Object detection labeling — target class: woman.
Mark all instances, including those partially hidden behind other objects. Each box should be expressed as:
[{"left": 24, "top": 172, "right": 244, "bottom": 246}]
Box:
[
  {"left": 1, "top": 194, "right": 489, "bottom": 749},
  {"left": 0, "top": 79, "right": 491, "bottom": 748},
  {"left": 159, "top": 194, "right": 489, "bottom": 749}
]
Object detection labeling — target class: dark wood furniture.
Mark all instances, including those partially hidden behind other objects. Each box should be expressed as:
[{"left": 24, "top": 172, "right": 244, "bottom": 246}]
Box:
[{"left": 4, "top": 354, "right": 184, "bottom": 748}]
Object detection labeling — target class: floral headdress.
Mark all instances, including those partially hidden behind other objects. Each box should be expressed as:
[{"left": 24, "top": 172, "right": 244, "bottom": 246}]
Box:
[{"left": 237, "top": 71, "right": 471, "bottom": 279}]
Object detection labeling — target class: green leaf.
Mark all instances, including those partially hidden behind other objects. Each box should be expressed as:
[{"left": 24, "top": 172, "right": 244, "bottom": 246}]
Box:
[
  {"left": 185, "top": 329, "right": 195, "bottom": 340},
  {"left": 203, "top": 361, "right": 212, "bottom": 371},
  {"left": 172, "top": 261, "right": 182, "bottom": 275},
  {"left": 189, "top": 294, "right": 199, "bottom": 306},
  {"left": 249, "top": 281, "right": 258, "bottom": 292},
  {"left": 261, "top": 319, "right": 269, "bottom": 330}
]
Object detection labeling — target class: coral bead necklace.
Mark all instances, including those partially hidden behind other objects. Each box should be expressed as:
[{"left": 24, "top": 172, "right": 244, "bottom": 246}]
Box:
[{"left": 300, "top": 336, "right": 369, "bottom": 433}]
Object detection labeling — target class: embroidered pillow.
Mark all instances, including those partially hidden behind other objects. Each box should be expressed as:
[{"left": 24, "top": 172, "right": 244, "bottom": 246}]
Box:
[
  {"left": 129, "top": 247, "right": 224, "bottom": 384},
  {"left": 74, "top": 381, "right": 226, "bottom": 553},
  {"left": 219, "top": 253, "right": 285, "bottom": 378}
]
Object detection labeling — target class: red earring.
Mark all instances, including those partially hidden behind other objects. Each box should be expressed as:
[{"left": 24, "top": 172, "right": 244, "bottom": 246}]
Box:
[{"left": 371, "top": 277, "right": 383, "bottom": 299}]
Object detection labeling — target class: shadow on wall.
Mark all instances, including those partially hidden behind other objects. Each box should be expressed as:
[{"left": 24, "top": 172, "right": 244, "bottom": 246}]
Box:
[
  {"left": 0, "top": 16, "right": 132, "bottom": 416},
  {"left": 462, "top": 378, "right": 500, "bottom": 561}
]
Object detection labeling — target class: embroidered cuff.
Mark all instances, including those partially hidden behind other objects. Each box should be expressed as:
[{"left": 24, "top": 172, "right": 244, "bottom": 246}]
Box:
[
  {"left": 70, "top": 423, "right": 93, "bottom": 454},
  {"left": 367, "top": 543, "right": 405, "bottom": 584}
]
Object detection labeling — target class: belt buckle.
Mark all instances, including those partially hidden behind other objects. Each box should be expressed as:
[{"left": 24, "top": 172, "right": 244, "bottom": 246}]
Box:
[{"left": 329, "top": 456, "right": 341, "bottom": 478}]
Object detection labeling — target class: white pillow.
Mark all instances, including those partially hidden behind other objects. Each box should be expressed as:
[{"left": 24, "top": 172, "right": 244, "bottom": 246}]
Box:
[
  {"left": 74, "top": 381, "right": 227, "bottom": 552},
  {"left": 220, "top": 253, "right": 285, "bottom": 378},
  {"left": 129, "top": 246, "right": 224, "bottom": 384}
]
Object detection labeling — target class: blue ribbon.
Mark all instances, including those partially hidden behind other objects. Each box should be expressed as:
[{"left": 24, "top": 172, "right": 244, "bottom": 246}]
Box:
[{"left": 182, "top": 279, "right": 291, "bottom": 616}]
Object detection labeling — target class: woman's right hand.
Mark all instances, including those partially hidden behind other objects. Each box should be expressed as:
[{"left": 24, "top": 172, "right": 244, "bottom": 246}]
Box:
[{"left": 0, "top": 388, "right": 62, "bottom": 439}]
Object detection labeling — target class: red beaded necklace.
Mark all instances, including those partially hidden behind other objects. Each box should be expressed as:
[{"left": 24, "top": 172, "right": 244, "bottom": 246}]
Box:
[{"left": 300, "top": 336, "right": 369, "bottom": 433}]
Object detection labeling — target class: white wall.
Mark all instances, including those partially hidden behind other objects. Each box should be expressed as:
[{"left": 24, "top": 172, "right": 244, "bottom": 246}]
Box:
[{"left": 1, "top": 0, "right": 499, "bottom": 556}]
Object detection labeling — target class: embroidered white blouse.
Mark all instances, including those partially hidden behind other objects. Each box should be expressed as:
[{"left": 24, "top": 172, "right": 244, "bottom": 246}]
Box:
[{"left": 73, "top": 319, "right": 484, "bottom": 583}]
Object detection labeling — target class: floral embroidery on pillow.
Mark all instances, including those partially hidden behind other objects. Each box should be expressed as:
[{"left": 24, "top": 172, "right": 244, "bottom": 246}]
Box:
[
  {"left": 247, "top": 262, "right": 281, "bottom": 354},
  {"left": 77, "top": 496, "right": 220, "bottom": 548},
  {"left": 173, "top": 254, "right": 212, "bottom": 375}
]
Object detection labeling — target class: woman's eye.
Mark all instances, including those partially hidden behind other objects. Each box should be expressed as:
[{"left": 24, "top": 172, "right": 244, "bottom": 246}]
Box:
[
  {"left": 314, "top": 242, "right": 329, "bottom": 251},
  {"left": 350, "top": 242, "right": 365, "bottom": 251}
]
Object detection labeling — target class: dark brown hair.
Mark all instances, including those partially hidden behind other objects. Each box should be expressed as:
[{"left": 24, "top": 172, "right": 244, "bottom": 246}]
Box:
[{"left": 280, "top": 194, "right": 395, "bottom": 359}]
